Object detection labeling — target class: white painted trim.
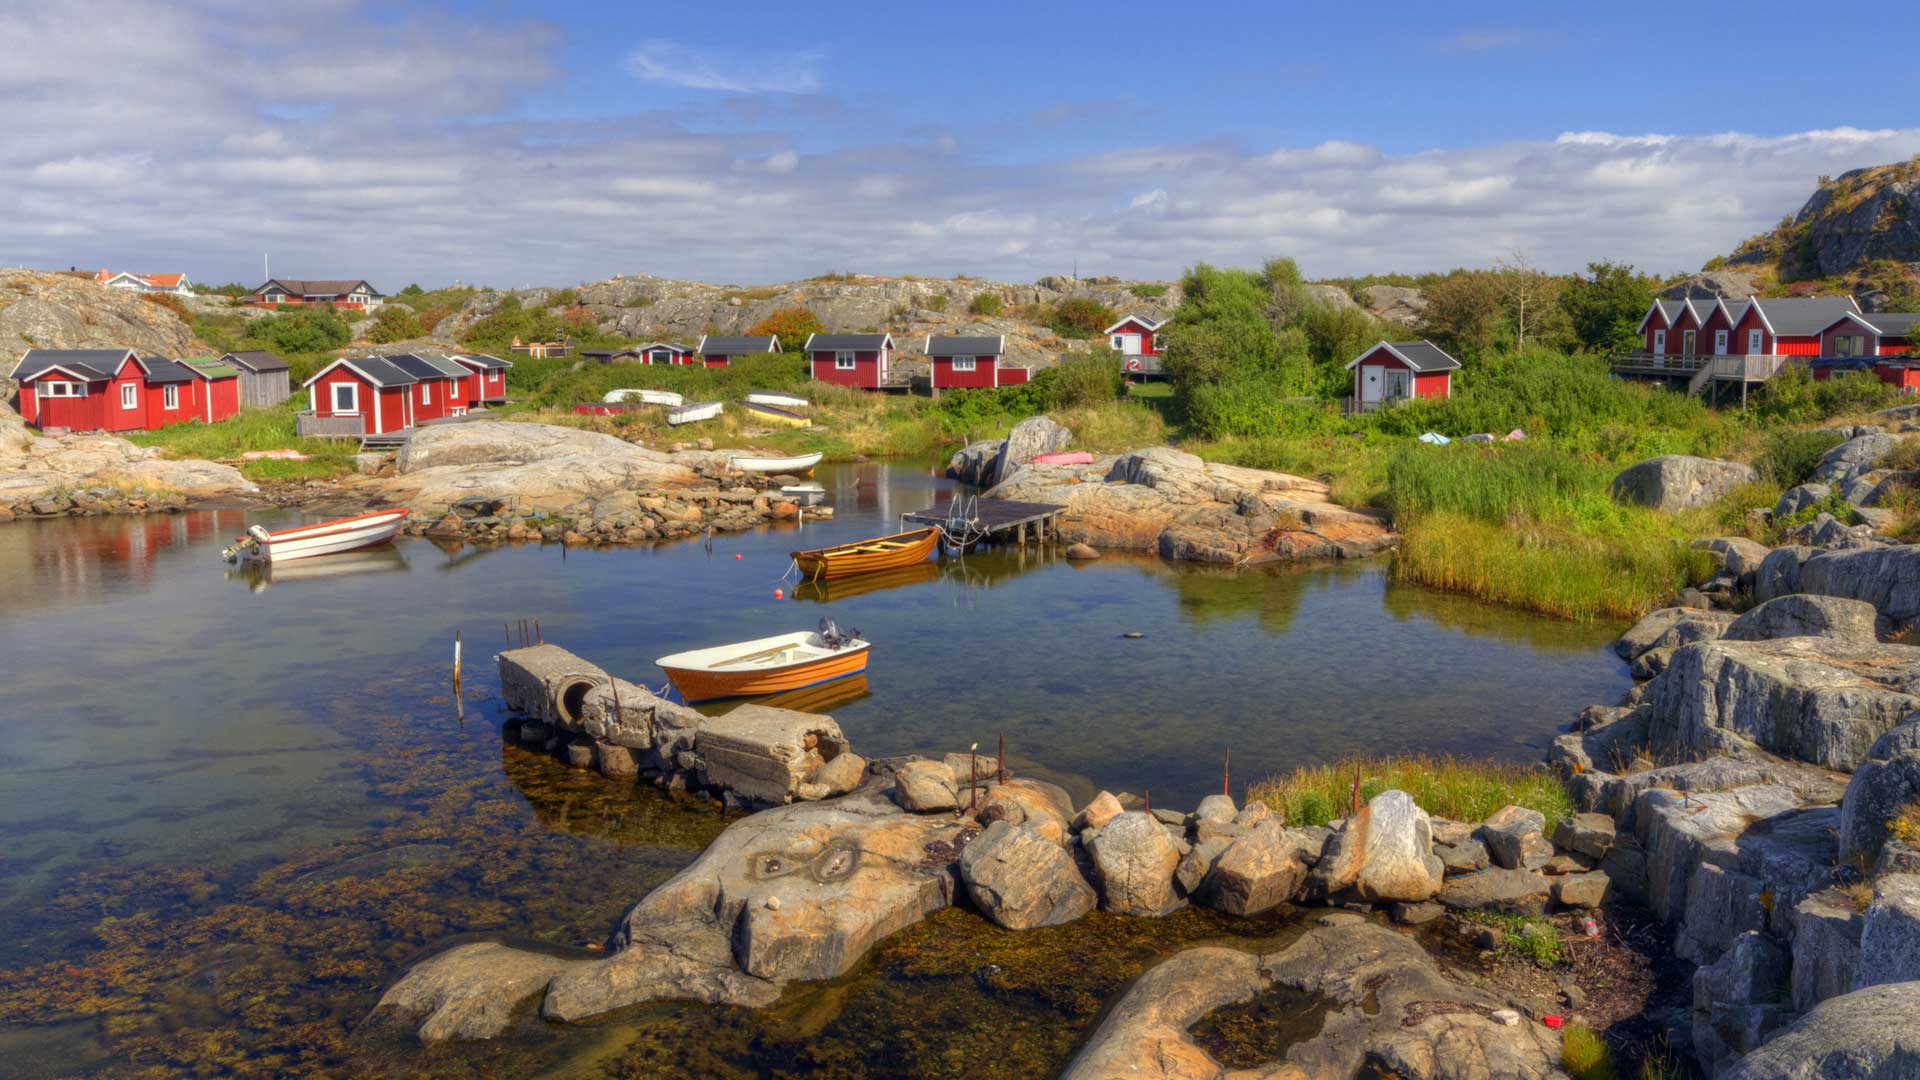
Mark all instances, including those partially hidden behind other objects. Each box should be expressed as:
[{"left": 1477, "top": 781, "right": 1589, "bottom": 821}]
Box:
[
  {"left": 331, "top": 381, "right": 360, "bottom": 416},
  {"left": 1103, "top": 314, "right": 1165, "bottom": 334},
  {"left": 120, "top": 382, "right": 138, "bottom": 410},
  {"left": 163, "top": 383, "right": 178, "bottom": 411},
  {"left": 1635, "top": 300, "right": 1667, "bottom": 334},
  {"left": 950, "top": 356, "right": 977, "bottom": 371},
  {"left": 834, "top": 351, "right": 857, "bottom": 370}
]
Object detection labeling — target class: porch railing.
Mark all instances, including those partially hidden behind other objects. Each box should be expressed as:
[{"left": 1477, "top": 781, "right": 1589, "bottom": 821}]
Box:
[{"left": 295, "top": 412, "right": 368, "bottom": 438}]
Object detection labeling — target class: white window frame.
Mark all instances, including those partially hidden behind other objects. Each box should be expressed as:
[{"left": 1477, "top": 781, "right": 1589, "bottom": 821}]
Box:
[
  {"left": 163, "top": 384, "right": 179, "bottom": 410},
  {"left": 121, "top": 382, "right": 138, "bottom": 410},
  {"left": 1383, "top": 368, "right": 1413, "bottom": 400},
  {"left": 1652, "top": 329, "right": 1666, "bottom": 355},
  {"left": 331, "top": 382, "right": 360, "bottom": 414},
  {"left": 1151, "top": 333, "right": 1166, "bottom": 350},
  {"left": 950, "top": 356, "right": 977, "bottom": 372},
  {"left": 41, "top": 380, "right": 77, "bottom": 398},
  {"left": 420, "top": 382, "right": 431, "bottom": 405},
  {"left": 650, "top": 348, "right": 674, "bottom": 364},
  {"left": 834, "top": 350, "right": 857, "bottom": 371},
  {"left": 1110, "top": 334, "right": 1126, "bottom": 350},
  {"left": 1747, "top": 329, "right": 1763, "bottom": 354}
]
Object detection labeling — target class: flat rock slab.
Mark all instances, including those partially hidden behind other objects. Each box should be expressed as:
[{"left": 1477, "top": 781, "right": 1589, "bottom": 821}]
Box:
[
  {"left": 376, "top": 941, "right": 587, "bottom": 1042},
  {"left": 1722, "top": 981, "right": 1920, "bottom": 1080}
]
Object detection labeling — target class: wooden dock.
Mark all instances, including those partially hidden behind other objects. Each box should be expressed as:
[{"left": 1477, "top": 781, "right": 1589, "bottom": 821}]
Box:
[{"left": 902, "top": 496, "right": 1068, "bottom": 548}]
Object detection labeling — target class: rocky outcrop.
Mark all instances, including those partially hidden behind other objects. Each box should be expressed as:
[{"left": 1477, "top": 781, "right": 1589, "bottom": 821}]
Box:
[
  {"left": 1661, "top": 270, "right": 1764, "bottom": 301},
  {"left": 1088, "top": 811, "right": 1185, "bottom": 917},
  {"left": 1722, "top": 594, "right": 1880, "bottom": 645},
  {"left": 946, "top": 415, "right": 1074, "bottom": 487},
  {"left": 1057, "top": 923, "right": 1564, "bottom": 1080},
  {"left": 1779, "top": 164, "right": 1920, "bottom": 278},
  {"left": 957, "top": 819, "right": 1097, "bottom": 930},
  {"left": 1839, "top": 743, "right": 1920, "bottom": 869},
  {"left": 1306, "top": 789, "right": 1444, "bottom": 902},
  {"left": 0, "top": 268, "right": 196, "bottom": 358},
  {"left": 0, "top": 403, "right": 257, "bottom": 512},
  {"left": 1808, "top": 433, "right": 1899, "bottom": 490},
  {"left": 1794, "top": 545, "right": 1920, "bottom": 626},
  {"left": 1721, "top": 981, "right": 1920, "bottom": 1080},
  {"left": 375, "top": 942, "right": 587, "bottom": 1042},
  {"left": 1855, "top": 873, "right": 1920, "bottom": 991},
  {"left": 387, "top": 421, "right": 716, "bottom": 511},
  {"left": 989, "top": 446, "right": 1397, "bottom": 565},
  {"left": 1362, "top": 284, "right": 1427, "bottom": 323},
  {"left": 1610, "top": 455, "right": 1759, "bottom": 512}
]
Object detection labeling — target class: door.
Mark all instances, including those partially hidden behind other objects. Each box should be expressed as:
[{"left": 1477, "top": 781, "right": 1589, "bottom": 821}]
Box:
[
  {"left": 1653, "top": 330, "right": 1666, "bottom": 355},
  {"left": 1683, "top": 330, "right": 1696, "bottom": 355},
  {"left": 1748, "top": 329, "right": 1763, "bottom": 355},
  {"left": 1714, "top": 330, "right": 1729, "bottom": 356},
  {"left": 1359, "top": 365, "right": 1383, "bottom": 404},
  {"left": 1114, "top": 333, "right": 1142, "bottom": 354}
]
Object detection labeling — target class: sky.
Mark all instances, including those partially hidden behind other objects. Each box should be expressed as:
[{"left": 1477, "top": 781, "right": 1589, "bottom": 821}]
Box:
[{"left": 5, "top": 0, "right": 1920, "bottom": 290}]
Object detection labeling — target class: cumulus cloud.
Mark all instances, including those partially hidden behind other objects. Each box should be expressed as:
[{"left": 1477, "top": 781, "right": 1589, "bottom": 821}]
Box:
[
  {"left": 623, "top": 40, "right": 822, "bottom": 94},
  {"left": 2, "top": 3, "right": 1917, "bottom": 288}
]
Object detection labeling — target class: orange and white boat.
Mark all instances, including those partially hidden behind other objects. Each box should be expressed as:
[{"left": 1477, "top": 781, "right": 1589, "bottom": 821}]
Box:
[
  {"left": 656, "top": 627, "right": 870, "bottom": 703},
  {"left": 790, "top": 526, "right": 938, "bottom": 581},
  {"left": 222, "top": 508, "right": 409, "bottom": 564}
]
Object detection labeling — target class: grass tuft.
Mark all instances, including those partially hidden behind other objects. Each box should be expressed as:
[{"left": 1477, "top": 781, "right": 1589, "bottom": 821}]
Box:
[
  {"left": 1246, "top": 754, "right": 1573, "bottom": 830},
  {"left": 1561, "top": 1021, "right": 1616, "bottom": 1080}
]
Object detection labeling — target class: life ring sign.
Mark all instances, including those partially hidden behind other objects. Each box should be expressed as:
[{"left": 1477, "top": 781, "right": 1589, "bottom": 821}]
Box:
[{"left": 1126, "top": 357, "right": 1142, "bottom": 372}]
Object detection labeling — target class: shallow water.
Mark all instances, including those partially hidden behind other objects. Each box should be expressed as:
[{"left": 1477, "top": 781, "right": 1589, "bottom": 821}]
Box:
[{"left": 0, "top": 463, "right": 1628, "bottom": 1077}]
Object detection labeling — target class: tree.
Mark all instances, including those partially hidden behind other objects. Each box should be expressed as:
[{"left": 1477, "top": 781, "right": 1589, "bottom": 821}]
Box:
[
  {"left": 1048, "top": 297, "right": 1115, "bottom": 338},
  {"left": 1417, "top": 270, "right": 1505, "bottom": 358},
  {"left": 1161, "top": 263, "right": 1283, "bottom": 387},
  {"left": 748, "top": 307, "right": 824, "bottom": 352},
  {"left": 400, "top": 283, "right": 425, "bottom": 297},
  {"left": 1493, "top": 252, "right": 1560, "bottom": 350},
  {"left": 253, "top": 307, "right": 351, "bottom": 353},
  {"left": 1559, "top": 260, "right": 1654, "bottom": 354}
]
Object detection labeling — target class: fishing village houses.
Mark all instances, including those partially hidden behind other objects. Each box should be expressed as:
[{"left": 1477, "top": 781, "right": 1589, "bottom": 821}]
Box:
[{"left": 9, "top": 349, "right": 243, "bottom": 433}]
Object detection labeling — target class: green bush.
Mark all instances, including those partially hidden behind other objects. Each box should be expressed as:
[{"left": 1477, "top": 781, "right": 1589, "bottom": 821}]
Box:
[
  {"left": 968, "top": 292, "right": 1003, "bottom": 317},
  {"left": 363, "top": 304, "right": 424, "bottom": 344},
  {"left": 1185, "top": 375, "right": 1331, "bottom": 439},
  {"left": 1561, "top": 1022, "right": 1617, "bottom": 1080},
  {"left": 1131, "top": 282, "right": 1169, "bottom": 298},
  {"left": 253, "top": 308, "right": 351, "bottom": 353},
  {"left": 1048, "top": 353, "right": 1124, "bottom": 409},
  {"left": 1754, "top": 428, "right": 1846, "bottom": 486},
  {"left": 921, "top": 294, "right": 949, "bottom": 313},
  {"left": 1049, "top": 297, "right": 1115, "bottom": 338},
  {"left": 1749, "top": 364, "right": 1898, "bottom": 424}
]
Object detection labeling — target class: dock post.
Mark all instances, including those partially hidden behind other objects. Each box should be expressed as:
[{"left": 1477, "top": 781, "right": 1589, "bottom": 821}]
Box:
[{"left": 453, "top": 631, "right": 462, "bottom": 691}]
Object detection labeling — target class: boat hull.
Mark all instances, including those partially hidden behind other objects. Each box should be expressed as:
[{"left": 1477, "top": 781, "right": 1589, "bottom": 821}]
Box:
[
  {"left": 659, "top": 642, "right": 870, "bottom": 703},
  {"left": 733, "top": 451, "right": 824, "bottom": 475},
  {"left": 1032, "top": 451, "right": 1096, "bottom": 466},
  {"left": 792, "top": 526, "right": 939, "bottom": 580},
  {"left": 746, "top": 391, "right": 809, "bottom": 408},
  {"left": 739, "top": 401, "right": 811, "bottom": 428},
  {"left": 668, "top": 402, "right": 724, "bottom": 425},
  {"left": 232, "top": 509, "right": 409, "bottom": 564},
  {"left": 604, "top": 388, "right": 683, "bottom": 406}
]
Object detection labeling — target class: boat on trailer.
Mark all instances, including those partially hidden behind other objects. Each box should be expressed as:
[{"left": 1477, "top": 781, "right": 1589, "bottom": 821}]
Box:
[
  {"left": 745, "top": 390, "right": 809, "bottom": 408},
  {"left": 604, "top": 388, "right": 684, "bottom": 406},
  {"left": 739, "top": 400, "right": 812, "bottom": 428},
  {"left": 668, "top": 400, "right": 724, "bottom": 425},
  {"left": 791, "top": 526, "right": 939, "bottom": 581},
  {"left": 656, "top": 624, "right": 870, "bottom": 703},
  {"left": 731, "top": 451, "right": 823, "bottom": 475},
  {"left": 222, "top": 508, "right": 409, "bottom": 564}
]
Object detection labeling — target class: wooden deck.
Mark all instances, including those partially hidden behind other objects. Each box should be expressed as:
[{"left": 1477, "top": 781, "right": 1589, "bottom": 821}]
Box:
[{"left": 901, "top": 497, "right": 1068, "bottom": 548}]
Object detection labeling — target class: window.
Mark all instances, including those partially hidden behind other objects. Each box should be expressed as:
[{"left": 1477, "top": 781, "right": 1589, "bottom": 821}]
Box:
[
  {"left": 950, "top": 356, "right": 976, "bottom": 372},
  {"left": 1384, "top": 368, "right": 1412, "bottom": 400},
  {"left": 420, "top": 383, "right": 431, "bottom": 405},
  {"left": 650, "top": 348, "right": 673, "bottom": 364},
  {"left": 40, "top": 380, "right": 77, "bottom": 398},
  {"left": 1110, "top": 334, "right": 1125, "bottom": 350},
  {"left": 331, "top": 382, "right": 359, "bottom": 413},
  {"left": 121, "top": 383, "right": 138, "bottom": 409},
  {"left": 1748, "top": 329, "right": 1764, "bottom": 354},
  {"left": 163, "top": 384, "right": 178, "bottom": 409},
  {"left": 1653, "top": 330, "right": 1666, "bottom": 354},
  {"left": 1151, "top": 333, "right": 1166, "bottom": 350},
  {"left": 834, "top": 351, "right": 857, "bottom": 371},
  {"left": 1834, "top": 335, "right": 1865, "bottom": 359}
]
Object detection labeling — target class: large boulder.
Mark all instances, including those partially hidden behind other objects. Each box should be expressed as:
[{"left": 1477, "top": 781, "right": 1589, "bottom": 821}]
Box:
[
  {"left": 1754, "top": 546, "right": 1819, "bottom": 604},
  {"left": 1305, "top": 789, "right": 1445, "bottom": 902},
  {"left": 374, "top": 942, "right": 588, "bottom": 1042},
  {"left": 1437, "top": 867, "right": 1552, "bottom": 916},
  {"left": 1795, "top": 545, "right": 1920, "bottom": 625},
  {"left": 1195, "top": 820, "right": 1314, "bottom": 915},
  {"left": 1841, "top": 750, "right": 1920, "bottom": 869},
  {"left": 1721, "top": 981, "right": 1920, "bottom": 1080},
  {"left": 1809, "top": 433, "right": 1899, "bottom": 489},
  {"left": 993, "top": 415, "right": 1073, "bottom": 485},
  {"left": 956, "top": 820, "right": 1096, "bottom": 930},
  {"left": 1610, "top": 455, "right": 1758, "bottom": 512},
  {"left": 1697, "top": 536, "right": 1773, "bottom": 578},
  {"left": 1788, "top": 888, "right": 1865, "bottom": 1013},
  {"left": 1480, "top": 804, "right": 1553, "bottom": 871},
  {"left": 1854, "top": 873, "right": 1920, "bottom": 991},
  {"left": 387, "top": 422, "right": 709, "bottom": 512},
  {"left": 1775, "top": 483, "right": 1833, "bottom": 520},
  {"left": 1692, "top": 930, "right": 1795, "bottom": 1072},
  {"left": 1087, "top": 811, "right": 1185, "bottom": 917},
  {"left": 1058, "top": 924, "right": 1564, "bottom": 1080},
  {"left": 1722, "top": 594, "right": 1880, "bottom": 644},
  {"left": 891, "top": 759, "right": 960, "bottom": 813},
  {"left": 1644, "top": 636, "right": 1920, "bottom": 770}
]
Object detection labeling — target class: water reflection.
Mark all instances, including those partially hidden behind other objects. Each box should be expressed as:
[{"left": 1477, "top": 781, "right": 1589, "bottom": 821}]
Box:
[{"left": 225, "top": 544, "right": 412, "bottom": 592}]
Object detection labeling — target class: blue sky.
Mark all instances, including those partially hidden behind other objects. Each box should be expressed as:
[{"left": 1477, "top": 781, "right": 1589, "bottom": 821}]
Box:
[{"left": 5, "top": 0, "right": 1919, "bottom": 288}]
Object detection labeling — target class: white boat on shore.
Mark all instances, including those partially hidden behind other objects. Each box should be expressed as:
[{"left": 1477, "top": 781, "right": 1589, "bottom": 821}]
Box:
[
  {"left": 745, "top": 390, "right": 809, "bottom": 408},
  {"left": 731, "top": 451, "right": 823, "bottom": 474},
  {"left": 222, "top": 508, "right": 410, "bottom": 564},
  {"left": 604, "top": 388, "right": 683, "bottom": 406},
  {"left": 668, "top": 400, "right": 724, "bottom": 425}
]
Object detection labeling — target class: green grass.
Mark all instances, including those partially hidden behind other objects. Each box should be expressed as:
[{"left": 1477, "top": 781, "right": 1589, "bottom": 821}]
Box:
[
  {"left": 1457, "top": 911, "right": 1565, "bottom": 966},
  {"left": 1562, "top": 1022, "right": 1617, "bottom": 1080},
  {"left": 1246, "top": 754, "right": 1574, "bottom": 831},
  {"left": 124, "top": 405, "right": 358, "bottom": 481}
]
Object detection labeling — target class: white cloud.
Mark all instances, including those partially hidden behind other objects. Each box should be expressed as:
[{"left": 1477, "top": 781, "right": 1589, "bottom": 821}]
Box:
[
  {"left": 623, "top": 40, "right": 821, "bottom": 94},
  {"left": 765, "top": 150, "right": 800, "bottom": 174}
]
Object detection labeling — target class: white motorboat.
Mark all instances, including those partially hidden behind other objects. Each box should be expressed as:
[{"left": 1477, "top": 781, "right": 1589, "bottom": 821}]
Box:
[
  {"left": 730, "top": 451, "right": 823, "bottom": 474},
  {"left": 781, "top": 482, "right": 827, "bottom": 506},
  {"left": 745, "top": 390, "right": 809, "bottom": 408},
  {"left": 222, "top": 508, "right": 410, "bottom": 564},
  {"left": 603, "top": 388, "right": 684, "bottom": 406},
  {"left": 668, "top": 400, "right": 724, "bottom": 425}
]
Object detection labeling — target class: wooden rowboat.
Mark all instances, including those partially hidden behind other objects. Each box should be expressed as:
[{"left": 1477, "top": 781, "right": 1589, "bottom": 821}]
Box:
[
  {"left": 745, "top": 390, "right": 810, "bottom": 408},
  {"left": 739, "top": 401, "right": 812, "bottom": 428},
  {"left": 668, "top": 401, "right": 724, "bottom": 426},
  {"left": 221, "top": 508, "right": 409, "bottom": 564},
  {"left": 656, "top": 629, "right": 871, "bottom": 703},
  {"left": 732, "top": 451, "right": 823, "bottom": 475},
  {"left": 791, "top": 526, "right": 938, "bottom": 581},
  {"left": 604, "top": 388, "right": 684, "bottom": 406}
]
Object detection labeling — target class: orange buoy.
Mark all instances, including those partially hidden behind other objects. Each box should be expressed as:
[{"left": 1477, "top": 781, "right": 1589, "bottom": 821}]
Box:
[{"left": 774, "top": 588, "right": 784, "bottom": 599}]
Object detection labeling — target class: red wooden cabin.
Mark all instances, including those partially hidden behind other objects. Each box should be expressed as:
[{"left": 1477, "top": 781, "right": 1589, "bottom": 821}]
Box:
[
  {"left": 1810, "top": 311, "right": 1920, "bottom": 389},
  {"left": 451, "top": 353, "right": 512, "bottom": 404},
  {"left": 1345, "top": 340, "right": 1460, "bottom": 409},
  {"left": 925, "top": 334, "right": 1029, "bottom": 389},
  {"left": 696, "top": 334, "right": 780, "bottom": 368},
  {"left": 379, "top": 353, "right": 475, "bottom": 421},
  {"left": 1105, "top": 314, "right": 1166, "bottom": 376},
  {"left": 805, "top": 333, "right": 895, "bottom": 389},
  {"left": 9, "top": 349, "right": 237, "bottom": 432},
  {"left": 302, "top": 356, "right": 420, "bottom": 435}
]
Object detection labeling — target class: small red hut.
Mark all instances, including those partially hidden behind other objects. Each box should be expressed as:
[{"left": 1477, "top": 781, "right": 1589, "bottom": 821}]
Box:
[
  {"left": 805, "top": 333, "right": 895, "bottom": 390},
  {"left": 1345, "top": 340, "right": 1460, "bottom": 410}
]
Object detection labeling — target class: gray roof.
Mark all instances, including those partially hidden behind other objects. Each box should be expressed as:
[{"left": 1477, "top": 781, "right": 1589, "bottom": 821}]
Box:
[
  {"left": 1751, "top": 296, "right": 1860, "bottom": 336},
  {"left": 9, "top": 348, "right": 134, "bottom": 381},
  {"left": 415, "top": 352, "right": 473, "bottom": 379},
  {"left": 1860, "top": 312, "right": 1920, "bottom": 337},
  {"left": 137, "top": 356, "right": 198, "bottom": 384},
  {"left": 346, "top": 356, "right": 417, "bottom": 387},
  {"left": 221, "top": 350, "right": 289, "bottom": 373},
  {"left": 380, "top": 353, "right": 465, "bottom": 381},
  {"left": 806, "top": 333, "right": 892, "bottom": 351},
  {"left": 926, "top": 335, "right": 1005, "bottom": 357},
  {"left": 698, "top": 335, "right": 779, "bottom": 355},
  {"left": 253, "top": 278, "right": 382, "bottom": 298},
  {"left": 1349, "top": 340, "right": 1461, "bottom": 373},
  {"left": 453, "top": 352, "right": 511, "bottom": 370}
]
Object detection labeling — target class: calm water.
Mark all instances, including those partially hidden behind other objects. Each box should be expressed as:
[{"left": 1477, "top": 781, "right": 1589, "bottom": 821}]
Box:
[{"left": 0, "top": 463, "right": 1628, "bottom": 1078}]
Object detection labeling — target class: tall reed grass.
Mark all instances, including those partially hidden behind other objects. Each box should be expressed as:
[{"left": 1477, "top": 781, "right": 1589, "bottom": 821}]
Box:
[{"left": 1246, "top": 755, "right": 1573, "bottom": 830}]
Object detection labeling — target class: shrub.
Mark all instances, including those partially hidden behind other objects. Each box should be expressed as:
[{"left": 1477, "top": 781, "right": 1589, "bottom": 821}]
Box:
[
  {"left": 363, "top": 304, "right": 424, "bottom": 344},
  {"left": 1247, "top": 755, "right": 1574, "bottom": 830},
  {"left": 139, "top": 292, "right": 190, "bottom": 320},
  {"left": 1749, "top": 364, "right": 1898, "bottom": 424},
  {"left": 921, "top": 294, "right": 948, "bottom": 313},
  {"left": 1049, "top": 297, "right": 1116, "bottom": 338},
  {"left": 1559, "top": 260, "right": 1655, "bottom": 354},
  {"left": 253, "top": 307, "right": 351, "bottom": 353},
  {"left": 968, "top": 292, "right": 1003, "bottom": 317},
  {"left": 1562, "top": 1022, "right": 1617, "bottom": 1080},
  {"left": 1754, "top": 428, "right": 1845, "bottom": 486},
  {"left": 1185, "top": 375, "right": 1329, "bottom": 439},
  {"left": 623, "top": 295, "right": 654, "bottom": 307},
  {"left": 1048, "top": 353, "right": 1124, "bottom": 409},
  {"left": 1131, "top": 282, "right": 1169, "bottom": 298},
  {"left": 748, "top": 307, "right": 825, "bottom": 352},
  {"left": 544, "top": 287, "right": 579, "bottom": 309}
]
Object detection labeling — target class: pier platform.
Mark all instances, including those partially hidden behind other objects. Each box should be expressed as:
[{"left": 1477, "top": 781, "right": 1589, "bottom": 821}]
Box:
[{"left": 902, "top": 497, "right": 1068, "bottom": 547}]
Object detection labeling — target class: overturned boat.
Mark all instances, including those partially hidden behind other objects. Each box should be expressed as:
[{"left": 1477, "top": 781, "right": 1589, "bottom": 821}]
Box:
[
  {"left": 739, "top": 400, "right": 812, "bottom": 428},
  {"left": 604, "top": 388, "right": 684, "bottom": 406},
  {"left": 745, "top": 390, "right": 809, "bottom": 409},
  {"left": 668, "top": 400, "right": 724, "bottom": 426}
]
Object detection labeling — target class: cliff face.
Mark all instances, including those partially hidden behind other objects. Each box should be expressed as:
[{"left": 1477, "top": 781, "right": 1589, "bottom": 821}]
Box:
[
  {"left": 0, "top": 268, "right": 197, "bottom": 360},
  {"left": 1726, "top": 161, "right": 1920, "bottom": 286}
]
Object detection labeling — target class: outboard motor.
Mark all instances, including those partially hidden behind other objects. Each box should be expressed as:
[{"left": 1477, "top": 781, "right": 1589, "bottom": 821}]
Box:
[{"left": 817, "top": 616, "right": 862, "bottom": 649}]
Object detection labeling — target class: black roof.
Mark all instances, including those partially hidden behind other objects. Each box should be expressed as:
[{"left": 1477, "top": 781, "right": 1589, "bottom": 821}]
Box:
[
  {"left": 220, "top": 350, "right": 289, "bottom": 373},
  {"left": 453, "top": 352, "right": 511, "bottom": 370},
  {"left": 926, "top": 335, "right": 1005, "bottom": 357},
  {"left": 807, "top": 333, "right": 892, "bottom": 350},
  {"left": 698, "top": 334, "right": 779, "bottom": 355},
  {"left": 1350, "top": 340, "right": 1461, "bottom": 373},
  {"left": 138, "top": 356, "right": 198, "bottom": 384},
  {"left": 9, "top": 348, "right": 134, "bottom": 381},
  {"left": 344, "top": 356, "right": 417, "bottom": 387},
  {"left": 380, "top": 353, "right": 459, "bottom": 381}
]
